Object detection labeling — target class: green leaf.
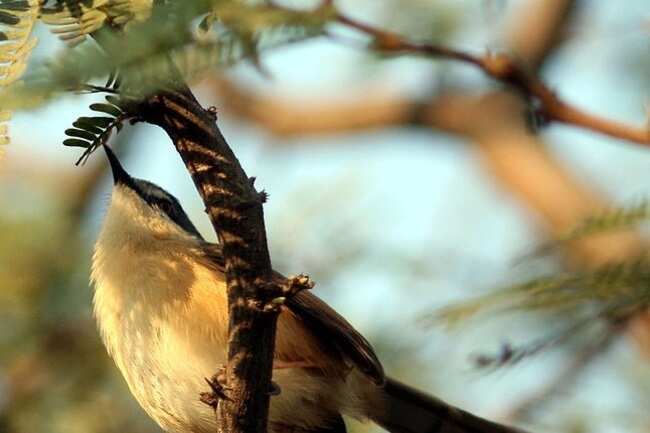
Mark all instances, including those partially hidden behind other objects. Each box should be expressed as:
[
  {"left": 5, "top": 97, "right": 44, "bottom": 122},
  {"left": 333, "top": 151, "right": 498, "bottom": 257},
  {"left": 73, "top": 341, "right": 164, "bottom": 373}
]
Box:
[
  {"left": 0, "top": 10, "right": 19, "bottom": 25},
  {"left": 72, "top": 119, "right": 103, "bottom": 134},
  {"left": 91, "top": 116, "right": 116, "bottom": 127},
  {"left": 90, "top": 102, "right": 122, "bottom": 117},
  {"left": 65, "top": 128, "right": 97, "bottom": 141},
  {"left": 0, "top": 2, "right": 32, "bottom": 12},
  {"left": 105, "top": 95, "right": 128, "bottom": 110},
  {"left": 63, "top": 138, "right": 91, "bottom": 147},
  {"left": 1, "top": 0, "right": 329, "bottom": 111},
  {"left": 76, "top": 116, "right": 114, "bottom": 128}
]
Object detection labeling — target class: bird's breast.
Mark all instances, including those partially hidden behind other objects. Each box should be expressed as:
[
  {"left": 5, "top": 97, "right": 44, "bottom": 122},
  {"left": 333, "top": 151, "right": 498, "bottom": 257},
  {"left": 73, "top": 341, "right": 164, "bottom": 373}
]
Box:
[{"left": 92, "top": 245, "right": 230, "bottom": 433}]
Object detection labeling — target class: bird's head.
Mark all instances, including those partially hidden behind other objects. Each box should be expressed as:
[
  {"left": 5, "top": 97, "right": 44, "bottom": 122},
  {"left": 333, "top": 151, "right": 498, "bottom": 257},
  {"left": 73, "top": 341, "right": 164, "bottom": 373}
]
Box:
[{"left": 101, "top": 146, "right": 203, "bottom": 242}]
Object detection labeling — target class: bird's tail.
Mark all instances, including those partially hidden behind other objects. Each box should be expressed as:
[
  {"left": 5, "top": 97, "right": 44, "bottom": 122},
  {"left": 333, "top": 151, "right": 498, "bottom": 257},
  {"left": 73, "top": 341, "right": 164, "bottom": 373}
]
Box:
[{"left": 368, "top": 378, "right": 525, "bottom": 433}]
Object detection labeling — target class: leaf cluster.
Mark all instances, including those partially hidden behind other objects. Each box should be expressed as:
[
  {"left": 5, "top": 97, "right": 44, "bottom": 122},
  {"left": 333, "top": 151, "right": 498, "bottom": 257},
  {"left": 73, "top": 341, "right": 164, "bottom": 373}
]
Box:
[
  {"left": 0, "top": 0, "right": 39, "bottom": 146},
  {"left": 0, "top": 0, "right": 334, "bottom": 149},
  {"left": 63, "top": 93, "right": 133, "bottom": 164},
  {"left": 428, "top": 203, "right": 650, "bottom": 367},
  {"left": 531, "top": 200, "right": 650, "bottom": 257},
  {"left": 41, "top": 0, "right": 154, "bottom": 46},
  {"left": 0, "top": 1, "right": 333, "bottom": 112}
]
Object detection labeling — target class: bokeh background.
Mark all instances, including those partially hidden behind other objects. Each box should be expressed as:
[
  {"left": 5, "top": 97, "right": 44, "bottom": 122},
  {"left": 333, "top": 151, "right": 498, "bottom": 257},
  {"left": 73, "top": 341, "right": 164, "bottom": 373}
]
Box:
[{"left": 1, "top": 1, "right": 650, "bottom": 432}]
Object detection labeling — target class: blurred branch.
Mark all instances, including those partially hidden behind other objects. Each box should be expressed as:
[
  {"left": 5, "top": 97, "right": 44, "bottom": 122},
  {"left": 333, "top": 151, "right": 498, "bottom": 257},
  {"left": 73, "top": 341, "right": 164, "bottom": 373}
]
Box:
[
  {"left": 426, "top": 91, "right": 645, "bottom": 264},
  {"left": 233, "top": 2, "right": 647, "bottom": 145},
  {"left": 214, "top": 1, "right": 645, "bottom": 267},
  {"left": 332, "top": 12, "right": 649, "bottom": 146},
  {"left": 212, "top": 78, "right": 415, "bottom": 136},
  {"left": 210, "top": 87, "right": 646, "bottom": 262},
  {"left": 216, "top": 0, "right": 650, "bottom": 423},
  {"left": 214, "top": 0, "right": 648, "bottom": 266}
]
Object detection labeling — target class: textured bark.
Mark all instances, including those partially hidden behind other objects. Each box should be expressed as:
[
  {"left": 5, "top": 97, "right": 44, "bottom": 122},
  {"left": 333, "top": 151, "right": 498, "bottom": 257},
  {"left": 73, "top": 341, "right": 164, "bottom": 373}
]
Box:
[{"left": 140, "top": 83, "right": 277, "bottom": 433}]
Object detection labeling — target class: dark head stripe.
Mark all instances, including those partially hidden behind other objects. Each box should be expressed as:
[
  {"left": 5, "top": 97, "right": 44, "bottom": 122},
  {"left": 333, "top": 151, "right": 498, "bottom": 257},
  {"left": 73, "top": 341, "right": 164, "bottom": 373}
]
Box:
[{"left": 131, "top": 179, "right": 204, "bottom": 240}]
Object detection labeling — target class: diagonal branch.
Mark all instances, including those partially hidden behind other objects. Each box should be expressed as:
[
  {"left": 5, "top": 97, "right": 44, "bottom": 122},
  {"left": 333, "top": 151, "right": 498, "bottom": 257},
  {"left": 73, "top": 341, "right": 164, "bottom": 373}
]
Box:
[{"left": 138, "top": 77, "right": 278, "bottom": 433}]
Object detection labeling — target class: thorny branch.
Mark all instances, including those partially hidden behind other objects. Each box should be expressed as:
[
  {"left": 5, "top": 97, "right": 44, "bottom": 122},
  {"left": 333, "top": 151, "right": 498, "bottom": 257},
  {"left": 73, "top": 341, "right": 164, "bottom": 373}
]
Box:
[{"left": 137, "top": 71, "right": 307, "bottom": 433}]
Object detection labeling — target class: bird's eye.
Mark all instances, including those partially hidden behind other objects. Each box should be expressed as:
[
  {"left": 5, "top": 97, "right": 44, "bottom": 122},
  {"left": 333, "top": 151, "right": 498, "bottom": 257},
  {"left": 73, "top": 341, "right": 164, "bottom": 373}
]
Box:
[{"left": 157, "top": 201, "right": 173, "bottom": 215}]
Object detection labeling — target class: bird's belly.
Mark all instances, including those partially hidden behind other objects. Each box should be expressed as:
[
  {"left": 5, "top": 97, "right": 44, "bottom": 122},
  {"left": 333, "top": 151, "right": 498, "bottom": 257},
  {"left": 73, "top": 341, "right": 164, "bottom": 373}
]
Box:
[
  {"left": 95, "top": 295, "right": 347, "bottom": 433},
  {"left": 107, "top": 310, "right": 225, "bottom": 433}
]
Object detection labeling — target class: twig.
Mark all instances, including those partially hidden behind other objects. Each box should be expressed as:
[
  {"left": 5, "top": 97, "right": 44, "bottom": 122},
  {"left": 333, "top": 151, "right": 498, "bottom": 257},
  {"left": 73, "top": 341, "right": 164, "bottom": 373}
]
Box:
[{"left": 333, "top": 14, "right": 649, "bottom": 146}]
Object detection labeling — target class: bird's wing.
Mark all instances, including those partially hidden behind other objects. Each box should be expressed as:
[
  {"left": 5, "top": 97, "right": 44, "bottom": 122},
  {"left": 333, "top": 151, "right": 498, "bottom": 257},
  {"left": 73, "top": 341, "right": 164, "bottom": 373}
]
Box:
[
  {"left": 199, "top": 242, "right": 385, "bottom": 385},
  {"left": 286, "top": 290, "right": 385, "bottom": 385}
]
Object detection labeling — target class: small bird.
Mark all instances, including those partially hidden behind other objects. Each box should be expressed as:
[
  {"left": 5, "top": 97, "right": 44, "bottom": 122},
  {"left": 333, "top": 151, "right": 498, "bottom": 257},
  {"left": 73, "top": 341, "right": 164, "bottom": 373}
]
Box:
[{"left": 91, "top": 146, "right": 522, "bottom": 433}]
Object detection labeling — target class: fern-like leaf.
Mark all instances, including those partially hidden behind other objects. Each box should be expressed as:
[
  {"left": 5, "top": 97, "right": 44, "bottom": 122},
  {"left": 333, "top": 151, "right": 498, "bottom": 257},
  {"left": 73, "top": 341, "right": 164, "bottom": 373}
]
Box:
[
  {"left": 63, "top": 94, "right": 130, "bottom": 164},
  {"left": 429, "top": 255, "right": 650, "bottom": 370},
  {"left": 432, "top": 255, "right": 650, "bottom": 329},
  {"left": 41, "top": 0, "right": 109, "bottom": 46},
  {"left": 0, "top": 0, "right": 39, "bottom": 147},
  {"left": 41, "top": 0, "right": 154, "bottom": 46},
  {"left": 1, "top": 1, "right": 331, "bottom": 111},
  {"left": 530, "top": 201, "right": 650, "bottom": 258}
]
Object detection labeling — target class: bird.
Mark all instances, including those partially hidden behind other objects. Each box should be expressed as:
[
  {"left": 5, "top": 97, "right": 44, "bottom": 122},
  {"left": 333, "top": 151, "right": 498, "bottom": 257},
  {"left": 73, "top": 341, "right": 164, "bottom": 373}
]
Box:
[{"left": 91, "top": 145, "right": 523, "bottom": 433}]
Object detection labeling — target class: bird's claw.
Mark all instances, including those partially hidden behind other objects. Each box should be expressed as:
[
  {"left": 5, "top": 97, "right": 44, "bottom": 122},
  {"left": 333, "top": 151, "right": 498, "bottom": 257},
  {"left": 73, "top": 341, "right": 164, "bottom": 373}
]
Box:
[
  {"left": 283, "top": 274, "right": 315, "bottom": 297},
  {"left": 200, "top": 367, "right": 231, "bottom": 409}
]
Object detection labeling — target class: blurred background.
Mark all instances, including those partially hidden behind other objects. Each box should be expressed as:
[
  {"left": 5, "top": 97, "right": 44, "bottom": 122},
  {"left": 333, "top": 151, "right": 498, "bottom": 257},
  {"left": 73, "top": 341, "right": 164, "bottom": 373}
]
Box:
[{"left": 1, "top": 0, "right": 650, "bottom": 432}]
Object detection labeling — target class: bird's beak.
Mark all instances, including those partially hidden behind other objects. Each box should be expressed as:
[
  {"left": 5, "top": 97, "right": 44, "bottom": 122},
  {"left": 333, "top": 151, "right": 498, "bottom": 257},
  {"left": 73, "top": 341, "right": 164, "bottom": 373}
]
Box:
[{"left": 103, "top": 145, "right": 132, "bottom": 186}]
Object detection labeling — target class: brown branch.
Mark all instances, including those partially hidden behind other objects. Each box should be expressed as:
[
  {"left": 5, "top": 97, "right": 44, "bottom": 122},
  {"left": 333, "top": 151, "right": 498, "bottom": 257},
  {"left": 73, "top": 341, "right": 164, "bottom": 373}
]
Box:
[
  {"left": 139, "top": 76, "right": 280, "bottom": 433},
  {"left": 211, "top": 78, "right": 415, "bottom": 137},
  {"left": 333, "top": 13, "right": 649, "bottom": 146},
  {"left": 214, "top": 5, "right": 648, "bottom": 146},
  {"left": 501, "top": 0, "right": 577, "bottom": 70}
]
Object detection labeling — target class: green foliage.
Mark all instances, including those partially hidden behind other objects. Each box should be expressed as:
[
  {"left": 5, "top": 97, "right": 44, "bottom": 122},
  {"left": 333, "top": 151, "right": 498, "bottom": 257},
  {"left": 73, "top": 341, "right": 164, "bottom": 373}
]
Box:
[
  {"left": 0, "top": 0, "right": 333, "bottom": 118},
  {"left": 0, "top": 0, "right": 333, "bottom": 147},
  {"left": 426, "top": 203, "right": 650, "bottom": 368},
  {"left": 532, "top": 200, "right": 650, "bottom": 257},
  {"left": 64, "top": 94, "right": 132, "bottom": 164},
  {"left": 41, "top": 0, "right": 154, "bottom": 46},
  {"left": 0, "top": 0, "right": 39, "bottom": 146},
  {"left": 431, "top": 202, "right": 650, "bottom": 326},
  {"left": 432, "top": 256, "right": 650, "bottom": 328}
]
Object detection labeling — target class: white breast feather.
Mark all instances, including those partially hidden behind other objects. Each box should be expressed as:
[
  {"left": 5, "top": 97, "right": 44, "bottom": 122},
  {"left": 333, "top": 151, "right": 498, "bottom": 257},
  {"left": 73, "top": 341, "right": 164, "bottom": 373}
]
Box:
[{"left": 91, "top": 186, "right": 371, "bottom": 433}]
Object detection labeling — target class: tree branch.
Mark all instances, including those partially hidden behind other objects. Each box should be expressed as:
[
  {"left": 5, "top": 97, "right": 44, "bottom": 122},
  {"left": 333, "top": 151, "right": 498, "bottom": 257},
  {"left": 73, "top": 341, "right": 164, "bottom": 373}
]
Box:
[
  {"left": 333, "top": 13, "right": 649, "bottom": 146},
  {"left": 139, "top": 78, "right": 279, "bottom": 433},
  {"left": 210, "top": 78, "right": 415, "bottom": 137}
]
